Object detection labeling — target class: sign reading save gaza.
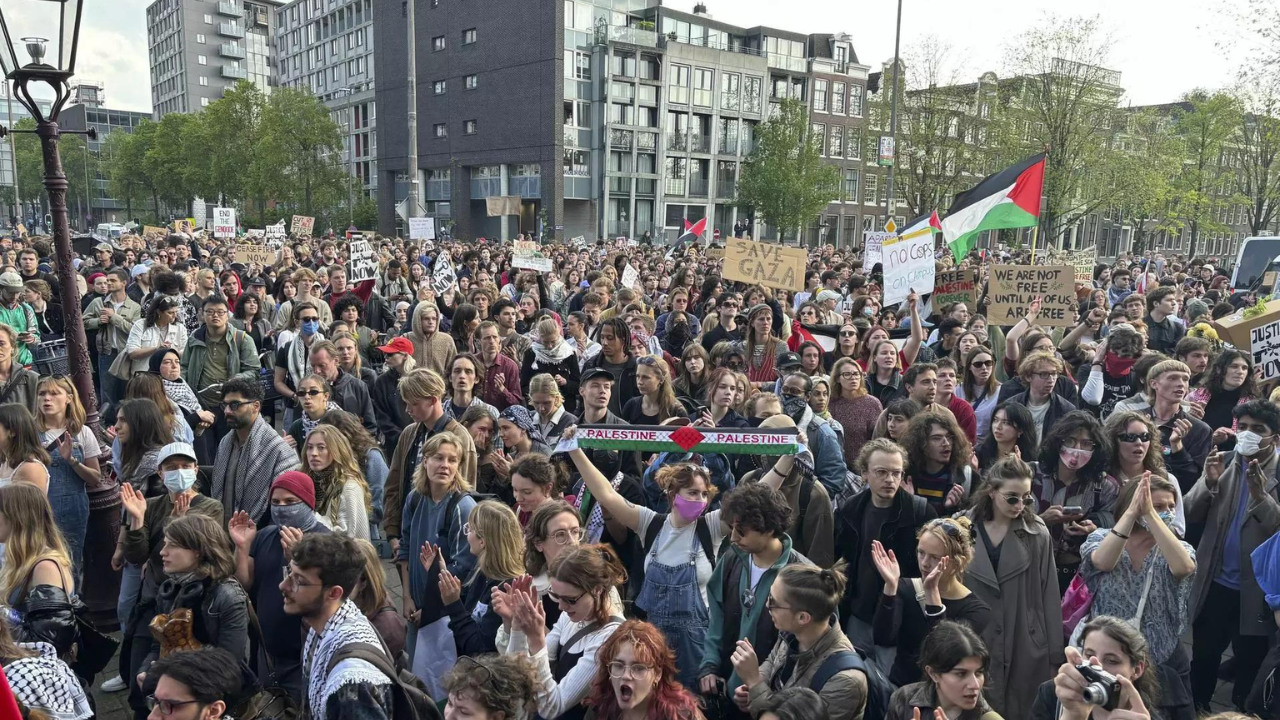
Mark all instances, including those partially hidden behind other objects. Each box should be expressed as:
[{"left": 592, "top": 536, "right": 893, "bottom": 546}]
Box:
[
  {"left": 988, "top": 265, "right": 1076, "bottom": 327},
  {"left": 724, "top": 238, "right": 806, "bottom": 292}
]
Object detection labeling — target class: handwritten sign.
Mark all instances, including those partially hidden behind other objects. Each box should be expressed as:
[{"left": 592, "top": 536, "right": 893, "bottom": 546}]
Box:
[
  {"left": 706, "top": 247, "right": 724, "bottom": 260},
  {"left": 143, "top": 225, "right": 167, "bottom": 236},
  {"left": 988, "top": 265, "right": 1076, "bottom": 327},
  {"left": 408, "top": 217, "right": 436, "bottom": 240},
  {"left": 933, "top": 269, "right": 977, "bottom": 309},
  {"left": 622, "top": 263, "right": 640, "bottom": 291},
  {"left": 1064, "top": 247, "right": 1096, "bottom": 284},
  {"left": 347, "top": 236, "right": 378, "bottom": 284},
  {"left": 882, "top": 228, "right": 935, "bottom": 306},
  {"left": 233, "top": 245, "right": 276, "bottom": 266},
  {"left": 213, "top": 208, "right": 236, "bottom": 239},
  {"left": 432, "top": 250, "right": 456, "bottom": 295},
  {"left": 1251, "top": 318, "right": 1280, "bottom": 380},
  {"left": 512, "top": 240, "right": 553, "bottom": 272},
  {"left": 724, "top": 238, "right": 806, "bottom": 292},
  {"left": 264, "top": 221, "right": 287, "bottom": 248},
  {"left": 291, "top": 215, "right": 315, "bottom": 236},
  {"left": 863, "top": 231, "right": 890, "bottom": 271}
]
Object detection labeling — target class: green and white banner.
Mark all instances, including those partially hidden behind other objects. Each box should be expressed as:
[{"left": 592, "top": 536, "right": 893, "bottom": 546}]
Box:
[{"left": 559, "top": 425, "right": 800, "bottom": 455}]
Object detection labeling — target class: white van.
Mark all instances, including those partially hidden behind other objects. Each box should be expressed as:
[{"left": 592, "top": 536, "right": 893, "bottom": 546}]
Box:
[{"left": 94, "top": 223, "right": 125, "bottom": 240}]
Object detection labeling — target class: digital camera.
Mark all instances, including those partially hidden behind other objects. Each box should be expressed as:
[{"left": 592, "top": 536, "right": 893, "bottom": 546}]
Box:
[{"left": 1076, "top": 663, "right": 1122, "bottom": 710}]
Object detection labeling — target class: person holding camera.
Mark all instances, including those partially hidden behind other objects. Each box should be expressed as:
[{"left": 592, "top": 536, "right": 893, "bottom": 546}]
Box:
[{"left": 1034, "top": 616, "right": 1158, "bottom": 720}]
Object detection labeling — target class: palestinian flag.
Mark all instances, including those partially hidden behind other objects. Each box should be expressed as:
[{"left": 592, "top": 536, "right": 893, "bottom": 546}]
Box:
[
  {"left": 677, "top": 217, "right": 707, "bottom": 245},
  {"left": 570, "top": 425, "right": 799, "bottom": 455},
  {"left": 941, "top": 153, "right": 1045, "bottom": 263}
]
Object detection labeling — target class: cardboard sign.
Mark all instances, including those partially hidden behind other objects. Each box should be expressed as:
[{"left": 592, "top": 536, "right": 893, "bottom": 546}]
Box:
[
  {"left": 882, "top": 229, "right": 935, "bottom": 306},
  {"left": 233, "top": 245, "right": 276, "bottom": 266},
  {"left": 1064, "top": 247, "right": 1096, "bottom": 284},
  {"left": 1250, "top": 317, "right": 1280, "bottom": 380},
  {"left": 348, "top": 237, "right": 378, "bottom": 284},
  {"left": 432, "top": 250, "right": 456, "bottom": 295},
  {"left": 213, "top": 208, "right": 236, "bottom": 238},
  {"left": 707, "top": 247, "right": 725, "bottom": 260},
  {"left": 988, "top": 265, "right": 1076, "bottom": 327},
  {"left": 1215, "top": 300, "right": 1280, "bottom": 363},
  {"left": 622, "top": 263, "right": 640, "bottom": 291},
  {"left": 1264, "top": 271, "right": 1278, "bottom": 291},
  {"left": 933, "top": 269, "right": 977, "bottom": 309},
  {"left": 863, "top": 231, "right": 890, "bottom": 271},
  {"left": 408, "top": 217, "right": 436, "bottom": 240},
  {"left": 291, "top": 215, "right": 315, "bottom": 236},
  {"left": 724, "top": 238, "right": 806, "bottom": 292},
  {"left": 512, "top": 239, "right": 553, "bottom": 272},
  {"left": 14, "top": 223, "right": 26, "bottom": 237},
  {"left": 143, "top": 225, "right": 167, "bottom": 236},
  {"left": 264, "top": 221, "right": 287, "bottom": 248}
]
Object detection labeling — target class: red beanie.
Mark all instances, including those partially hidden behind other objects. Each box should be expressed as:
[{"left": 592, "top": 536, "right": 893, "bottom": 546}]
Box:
[{"left": 271, "top": 471, "right": 316, "bottom": 510}]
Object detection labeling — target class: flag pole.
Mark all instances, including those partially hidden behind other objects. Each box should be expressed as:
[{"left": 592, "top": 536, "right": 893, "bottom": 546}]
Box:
[{"left": 1030, "top": 226, "right": 1039, "bottom": 264}]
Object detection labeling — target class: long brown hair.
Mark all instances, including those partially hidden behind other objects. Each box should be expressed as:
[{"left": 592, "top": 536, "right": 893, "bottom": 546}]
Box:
[
  {"left": 524, "top": 500, "right": 578, "bottom": 577},
  {"left": 118, "top": 398, "right": 174, "bottom": 479},
  {"left": 0, "top": 404, "right": 49, "bottom": 468},
  {"left": 1104, "top": 411, "right": 1168, "bottom": 479},
  {"left": 36, "top": 376, "right": 85, "bottom": 435},
  {"left": 126, "top": 372, "right": 179, "bottom": 431},
  {"left": 0, "top": 484, "right": 71, "bottom": 601},
  {"left": 163, "top": 514, "right": 236, "bottom": 582}
]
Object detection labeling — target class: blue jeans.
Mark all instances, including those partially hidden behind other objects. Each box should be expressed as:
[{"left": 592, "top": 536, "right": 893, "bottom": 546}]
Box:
[
  {"left": 117, "top": 562, "right": 143, "bottom": 632},
  {"left": 47, "top": 450, "right": 88, "bottom": 587}
]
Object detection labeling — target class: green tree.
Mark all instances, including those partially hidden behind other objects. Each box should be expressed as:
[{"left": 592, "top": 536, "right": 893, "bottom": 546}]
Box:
[
  {"left": 1171, "top": 90, "right": 1240, "bottom": 259},
  {"left": 102, "top": 124, "right": 152, "bottom": 221},
  {"left": 11, "top": 118, "right": 95, "bottom": 229},
  {"left": 1232, "top": 73, "right": 1280, "bottom": 236},
  {"left": 736, "top": 98, "right": 841, "bottom": 242},
  {"left": 185, "top": 81, "right": 266, "bottom": 208},
  {"left": 258, "top": 87, "right": 347, "bottom": 219},
  {"left": 145, "top": 112, "right": 201, "bottom": 217},
  {"left": 1109, "top": 110, "right": 1183, "bottom": 256}
]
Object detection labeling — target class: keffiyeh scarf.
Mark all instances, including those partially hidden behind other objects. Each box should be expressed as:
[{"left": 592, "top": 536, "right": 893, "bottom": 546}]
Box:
[
  {"left": 531, "top": 338, "right": 574, "bottom": 367},
  {"left": 287, "top": 334, "right": 321, "bottom": 389},
  {"left": 500, "top": 405, "right": 547, "bottom": 447},
  {"left": 163, "top": 378, "right": 202, "bottom": 415},
  {"left": 4, "top": 642, "right": 93, "bottom": 720},
  {"left": 302, "top": 401, "right": 342, "bottom": 439},
  {"left": 302, "top": 599, "right": 389, "bottom": 714}
]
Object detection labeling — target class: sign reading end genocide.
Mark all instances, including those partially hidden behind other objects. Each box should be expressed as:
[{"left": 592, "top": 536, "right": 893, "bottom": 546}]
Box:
[
  {"left": 724, "top": 238, "right": 806, "bottom": 292},
  {"left": 933, "top": 269, "right": 977, "bottom": 308},
  {"left": 988, "top": 264, "right": 1076, "bottom": 327}
]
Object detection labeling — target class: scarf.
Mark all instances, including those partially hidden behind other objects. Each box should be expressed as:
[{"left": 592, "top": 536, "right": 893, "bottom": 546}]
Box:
[
  {"left": 532, "top": 339, "right": 574, "bottom": 367},
  {"left": 163, "top": 378, "right": 202, "bottom": 415},
  {"left": 302, "top": 599, "right": 387, "bottom": 714},
  {"left": 288, "top": 333, "right": 321, "bottom": 388},
  {"left": 4, "top": 642, "right": 93, "bottom": 720},
  {"left": 500, "top": 405, "right": 547, "bottom": 447},
  {"left": 310, "top": 465, "right": 344, "bottom": 519},
  {"left": 582, "top": 471, "right": 626, "bottom": 543},
  {"left": 212, "top": 416, "right": 296, "bottom": 522},
  {"left": 302, "top": 401, "right": 342, "bottom": 439},
  {"left": 1104, "top": 352, "right": 1138, "bottom": 377}
]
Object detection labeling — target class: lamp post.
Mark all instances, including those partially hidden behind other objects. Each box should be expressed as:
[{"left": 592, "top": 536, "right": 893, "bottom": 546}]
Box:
[
  {"left": 334, "top": 84, "right": 360, "bottom": 226},
  {"left": 0, "top": 0, "right": 100, "bottom": 431}
]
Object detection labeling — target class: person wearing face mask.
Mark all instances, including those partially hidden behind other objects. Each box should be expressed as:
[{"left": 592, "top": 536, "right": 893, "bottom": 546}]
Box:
[
  {"left": 1187, "top": 399, "right": 1280, "bottom": 712},
  {"left": 1079, "top": 325, "right": 1145, "bottom": 421},
  {"left": 1081, "top": 474, "right": 1196, "bottom": 720},
  {"left": 273, "top": 301, "right": 325, "bottom": 428},
  {"left": 227, "top": 471, "right": 330, "bottom": 702},
  {"left": 109, "top": 443, "right": 223, "bottom": 697}
]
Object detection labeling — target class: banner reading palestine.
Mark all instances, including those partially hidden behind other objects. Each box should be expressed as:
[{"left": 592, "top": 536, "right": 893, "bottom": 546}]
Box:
[{"left": 568, "top": 425, "right": 800, "bottom": 455}]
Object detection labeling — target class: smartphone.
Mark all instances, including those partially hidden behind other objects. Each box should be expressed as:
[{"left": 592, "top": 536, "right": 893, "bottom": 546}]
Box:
[
  {"left": 1063, "top": 506, "right": 1085, "bottom": 515},
  {"left": 694, "top": 404, "right": 709, "bottom": 417}
]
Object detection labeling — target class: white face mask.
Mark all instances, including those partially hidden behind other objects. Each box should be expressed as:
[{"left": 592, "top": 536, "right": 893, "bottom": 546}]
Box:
[
  {"left": 163, "top": 468, "right": 197, "bottom": 494},
  {"left": 1236, "top": 430, "right": 1265, "bottom": 457}
]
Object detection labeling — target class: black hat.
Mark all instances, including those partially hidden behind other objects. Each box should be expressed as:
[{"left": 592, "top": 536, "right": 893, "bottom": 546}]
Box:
[
  {"left": 777, "top": 352, "right": 802, "bottom": 369},
  {"left": 580, "top": 367, "right": 616, "bottom": 384},
  {"left": 247, "top": 276, "right": 267, "bottom": 287}
]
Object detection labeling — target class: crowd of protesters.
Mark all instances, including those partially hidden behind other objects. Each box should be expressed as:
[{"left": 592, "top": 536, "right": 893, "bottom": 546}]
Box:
[{"left": 0, "top": 226, "right": 1278, "bottom": 720}]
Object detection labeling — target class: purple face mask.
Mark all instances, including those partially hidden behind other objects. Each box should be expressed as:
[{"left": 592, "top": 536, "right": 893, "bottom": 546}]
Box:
[{"left": 672, "top": 494, "right": 707, "bottom": 523}]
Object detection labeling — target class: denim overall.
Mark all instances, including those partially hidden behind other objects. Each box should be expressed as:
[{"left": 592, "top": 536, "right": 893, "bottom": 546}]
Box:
[
  {"left": 46, "top": 441, "right": 88, "bottom": 586},
  {"left": 635, "top": 524, "right": 709, "bottom": 689}
]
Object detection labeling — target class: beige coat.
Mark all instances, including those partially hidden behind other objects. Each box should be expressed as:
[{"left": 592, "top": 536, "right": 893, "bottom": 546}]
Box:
[
  {"left": 407, "top": 303, "right": 456, "bottom": 379},
  {"left": 962, "top": 512, "right": 1063, "bottom": 720}
]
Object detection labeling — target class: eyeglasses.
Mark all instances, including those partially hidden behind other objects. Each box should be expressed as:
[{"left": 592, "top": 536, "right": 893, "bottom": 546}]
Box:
[
  {"left": 932, "top": 519, "right": 964, "bottom": 538},
  {"left": 146, "top": 696, "right": 202, "bottom": 716},
  {"left": 867, "top": 467, "right": 905, "bottom": 481},
  {"left": 549, "top": 589, "right": 587, "bottom": 605},
  {"left": 971, "top": 360, "right": 994, "bottom": 368},
  {"left": 281, "top": 570, "right": 322, "bottom": 592},
  {"left": 839, "top": 372, "right": 860, "bottom": 379},
  {"left": 224, "top": 400, "right": 257, "bottom": 411},
  {"left": 608, "top": 661, "right": 655, "bottom": 678},
  {"left": 550, "top": 527, "right": 586, "bottom": 545},
  {"left": 1031, "top": 372, "right": 1059, "bottom": 382},
  {"left": 1063, "top": 437, "right": 1096, "bottom": 451},
  {"left": 1002, "top": 493, "right": 1035, "bottom": 507},
  {"left": 1117, "top": 432, "right": 1152, "bottom": 443},
  {"left": 765, "top": 595, "right": 793, "bottom": 612},
  {"left": 204, "top": 310, "right": 228, "bottom": 318},
  {"left": 298, "top": 389, "right": 327, "bottom": 397},
  {"left": 299, "top": 316, "right": 320, "bottom": 323},
  {"left": 839, "top": 331, "right": 858, "bottom": 337},
  {"left": 456, "top": 655, "right": 495, "bottom": 683}
]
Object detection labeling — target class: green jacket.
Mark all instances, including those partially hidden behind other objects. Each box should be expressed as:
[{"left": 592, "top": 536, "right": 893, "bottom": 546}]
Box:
[
  {"left": 0, "top": 302, "right": 38, "bottom": 365},
  {"left": 181, "top": 325, "right": 261, "bottom": 399},
  {"left": 700, "top": 535, "right": 811, "bottom": 693}
]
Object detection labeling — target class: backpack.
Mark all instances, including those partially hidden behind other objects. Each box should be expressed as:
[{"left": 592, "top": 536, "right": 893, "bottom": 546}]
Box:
[
  {"left": 642, "top": 512, "right": 717, "bottom": 566},
  {"left": 326, "top": 642, "right": 444, "bottom": 720},
  {"left": 405, "top": 489, "right": 494, "bottom": 562},
  {"left": 716, "top": 548, "right": 805, "bottom": 675},
  {"left": 809, "top": 649, "right": 894, "bottom": 720}
]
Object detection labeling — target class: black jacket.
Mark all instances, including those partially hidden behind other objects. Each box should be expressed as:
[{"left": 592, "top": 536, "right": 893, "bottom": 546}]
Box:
[
  {"left": 581, "top": 353, "right": 639, "bottom": 416},
  {"left": 331, "top": 369, "right": 378, "bottom": 436},
  {"left": 12, "top": 584, "right": 78, "bottom": 657},
  {"left": 998, "top": 372, "right": 1079, "bottom": 406},
  {"left": 1009, "top": 391, "right": 1077, "bottom": 436},
  {"left": 145, "top": 577, "right": 250, "bottom": 668},
  {"left": 372, "top": 367, "right": 413, "bottom": 456},
  {"left": 835, "top": 488, "right": 936, "bottom": 620}
]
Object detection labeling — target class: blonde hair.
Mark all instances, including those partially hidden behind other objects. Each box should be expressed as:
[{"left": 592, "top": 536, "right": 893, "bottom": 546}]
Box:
[
  {"left": 330, "top": 331, "right": 364, "bottom": 373},
  {"left": 918, "top": 516, "right": 976, "bottom": 579},
  {"left": 0, "top": 484, "right": 71, "bottom": 601},
  {"left": 36, "top": 376, "right": 85, "bottom": 435},
  {"left": 399, "top": 368, "right": 446, "bottom": 402},
  {"left": 1017, "top": 351, "right": 1065, "bottom": 381},
  {"left": 351, "top": 538, "right": 391, "bottom": 617},
  {"left": 304, "top": 425, "right": 372, "bottom": 521},
  {"left": 412, "top": 433, "right": 473, "bottom": 496},
  {"left": 468, "top": 500, "right": 525, "bottom": 582},
  {"left": 529, "top": 373, "right": 563, "bottom": 400}
]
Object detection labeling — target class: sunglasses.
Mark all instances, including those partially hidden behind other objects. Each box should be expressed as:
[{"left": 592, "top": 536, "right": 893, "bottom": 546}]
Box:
[
  {"left": 1117, "top": 432, "right": 1151, "bottom": 443},
  {"left": 1002, "top": 493, "right": 1035, "bottom": 507},
  {"left": 298, "top": 389, "right": 327, "bottom": 397},
  {"left": 970, "top": 359, "right": 993, "bottom": 368}
]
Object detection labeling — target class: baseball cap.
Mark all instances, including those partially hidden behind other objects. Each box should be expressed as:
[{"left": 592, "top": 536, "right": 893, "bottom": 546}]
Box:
[
  {"left": 816, "top": 290, "right": 842, "bottom": 303},
  {"left": 377, "top": 336, "right": 415, "bottom": 355},
  {"left": 581, "top": 367, "right": 616, "bottom": 384},
  {"left": 247, "top": 276, "right": 267, "bottom": 287},
  {"left": 94, "top": 242, "right": 113, "bottom": 253},
  {"left": 776, "top": 352, "right": 802, "bottom": 369},
  {"left": 157, "top": 442, "right": 198, "bottom": 465}
]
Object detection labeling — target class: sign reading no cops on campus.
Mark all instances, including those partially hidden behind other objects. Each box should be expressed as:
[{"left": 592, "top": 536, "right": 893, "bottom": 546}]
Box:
[{"left": 881, "top": 230, "right": 934, "bottom": 306}]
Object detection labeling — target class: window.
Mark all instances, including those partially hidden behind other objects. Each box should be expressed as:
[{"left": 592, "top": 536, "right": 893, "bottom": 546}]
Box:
[
  {"left": 850, "top": 84, "right": 863, "bottom": 116},
  {"left": 465, "top": 74, "right": 477, "bottom": 89},
  {"left": 693, "top": 68, "right": 713, "bottom": 107},
  {"left": 199, "top": 76, "right": 208, "bottom": 86},
  {"left": 639, "top": 55, "right": 660, "bottom": 81},
  {"left": 433, "top": 123, "right": 447, "bottom": 138},
  {"left": 832, "top": 82, "right": 846, "bottom": 114},
  {"left": 669, "top": 64, "right": 690, "bottom": 105},
  {"left": 844, "top": 169, "right": 858, "bottom": 202},
  {"left": 744, "top": 77, "right": 762, "bottom": 114},
  {"left": 203, "top": 13, "right": 213, "bottom": 23},
  {"left": 201, "top": 97, "right": 210, "bottom": 107},
  {"left": 464, "top": 120, "right": 477, "bottom": 135},
  {"left": 197, "top": 55, "right": 207, "bottom": 65},
  {"left": 432, "top": 35, "right": 445, "bottom": 51},
  {"left": 609, "top": 103, "right": 634, "bottom": 125},
  {"left": 721, "top": 72, "right": 740, "bottom": 111},
  {"left": 196, "top": 34, "right": 206, "bottom": 43},
  {"left": 848, "top": 127, "right": 861, "bottom": 160},
  {"left": 638, "top": 106, "right": 658, "bottom": 127},
  {"left": 433, "top": 80, "right": 446, "bottom": 95},
  {"left": 863, "top": 173, "right": 877, "bottom": 205},
  {"left": 462, "top": 28, "right": 476, "bottom": 45},
  {"left": 812, "top": 124, "right": 826, "bottom": 154},
  {"left": 829, "top": 125, "right": 843, "bottom": 157},
  {"left": 611, "top": 52, "right": 636, "bottom": 77},
  {"left": 814, "top": 79, "right": 828, "bottom": 113},
  {"left": 575, "top": 52, "right": 590, "bottom": 80}
]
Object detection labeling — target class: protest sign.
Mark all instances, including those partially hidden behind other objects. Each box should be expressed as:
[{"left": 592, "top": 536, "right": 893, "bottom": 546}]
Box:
[
  {"left": 245, "top": 229, "right": 265, "bottom": 239},
  {"left": 988, "top": 265, "right": 1076, "bottom": 327},
  {"left": 213, "top": 208, "right": 236, "bottom": 239},
  {"left": 706, "top": 247, "right": 725, "bottom": 260},
  {"left": 174, "top": 219, "right": 196, "bottom": 234},
  {"left": 512, "top": 239, "right": 553, "bottom": 272},
  {"left": 290, "top": 215, "right": 315, "bottom": 236},
  {"left": 863, "top": 231, "right": 890, "bottom": 271},
  {"left": 233, "top": 245, "right": 276, "bottom": 266},
  {"left": 622, "top": 263, "right": 640, "bottom": 291},
  {"left": 264, "top": 222, "right": 287, "bottom": 247},
  {"left": 1064, "top": 247, "right": 1096, "bottom": 284},
  {"left": 143, "top": 225, "right": 167, "bottom": 236},
  {"left": 347, "top": 236, "right": 378, "bottom": 284},
  {"left": 408, "top": 217, "right": 436, "bottom": 240},
  {"left": 881, "top": 226, "right": 935, "bottom": 306},
  {"left": 1250, "top": 316, "right": 1280, "bottom": 380},
  {"left": 432, "top": 250, "right": 456, "bottom": 295},
  {"left": 723, "top": 238, "right": 806, "bottom": 292},
  {"left": 933, "top": 269, "right": 977, "bottom": 308}
]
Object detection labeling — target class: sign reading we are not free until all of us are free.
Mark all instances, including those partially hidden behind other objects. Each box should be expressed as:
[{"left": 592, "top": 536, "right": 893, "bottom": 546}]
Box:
[{"left": 988, "top": 264, "right": 1076, "bottom": 327}]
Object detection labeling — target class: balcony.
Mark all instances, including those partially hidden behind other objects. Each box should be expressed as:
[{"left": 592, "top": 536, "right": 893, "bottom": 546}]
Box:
[
  {"left": 665, "top": 178, "right": 686, "bottom": 196},
  {"left": 219, "top": 43, "right": 245, "bottom": 59},
  {"left": 607, "top": 220, "right": 632, "bottom": 237},
  {"left": 610, "top": 129, "right": 633, "bottom": 150},
  {"left": 217, "top": 1, "right": 243, "bottom": 17},
  {"left": 609, "top": 177, "right": 632, "bottom": 195},
  {"left": 688, "top": 179, "right": 709, "bottom": 198},
  {"left": 604, "top": 25, "right": 660, "bottom": 48},
  {"left": 510, "top": 175, "right": 541, "bottom": 198},
  {"left": 563, "top": 127, "right": 591, "bottom": 148},
  {"left": 768, "top": 54, "right": 808, "bottom": 73},
  {"left": 689, "top": 133, "right": 710, "bottom": 153},
  {"left": 221, "top": 65, "right": 248, "bottom": 79},
  {"left": 219, "top": 22, "right": 245, "bottom": 38},
  {"left": 716, "top": 181, "right": 736, "bottom": 199},
  {"left": 719, "top": 137, "right": 739, "bottom": 155},
  {"left": 667, "top": 35, "right": 764, "bottom": 58}
]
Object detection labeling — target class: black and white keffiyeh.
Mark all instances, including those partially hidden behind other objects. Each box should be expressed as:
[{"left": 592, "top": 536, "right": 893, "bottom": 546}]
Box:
[
  {"left": 4, "top": 642, "right": 93, "bottom": 720},
  {"left": 301, "top": 599, "right": 390, "bottom": 715}
]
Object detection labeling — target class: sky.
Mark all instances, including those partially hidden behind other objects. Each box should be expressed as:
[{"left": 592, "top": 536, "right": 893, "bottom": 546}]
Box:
[{"left": 6, "top": 0, "right": 1262, "bottom": 114}]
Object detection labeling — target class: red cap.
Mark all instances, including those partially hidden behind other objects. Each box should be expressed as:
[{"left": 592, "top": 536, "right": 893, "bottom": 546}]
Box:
[
  {"left": 271, "top": 471, "right": 316, "bottom": 510},
  {"left": 377, "top": 336, "right": 415, "bottom": 355}
]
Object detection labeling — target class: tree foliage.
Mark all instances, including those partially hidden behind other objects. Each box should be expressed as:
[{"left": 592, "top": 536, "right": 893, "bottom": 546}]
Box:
[
  {"left": 736, "top": 98, "right": 842, "bottom": 241},
  {"left": 1170, "top": 90, "right": 1240, "bottom": 258},
  {"left": 9, "top": 117, "right": 96, "bottom": 226},
  {"left": 1107, "top": 111, "right": 1183, "bottom": 255}
]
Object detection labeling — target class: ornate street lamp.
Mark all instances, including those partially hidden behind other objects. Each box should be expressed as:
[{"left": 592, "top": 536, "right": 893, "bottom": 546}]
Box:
[{"left": 0, "top": 0, "right": 101, "bottom": 430}]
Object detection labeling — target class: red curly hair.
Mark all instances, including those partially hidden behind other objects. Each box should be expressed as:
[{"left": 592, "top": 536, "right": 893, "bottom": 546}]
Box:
[{"left": 587, "top": 620, "right": 705, "bottom": 720}]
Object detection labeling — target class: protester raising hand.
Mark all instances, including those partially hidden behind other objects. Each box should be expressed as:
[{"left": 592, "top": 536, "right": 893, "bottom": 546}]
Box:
[{"left": 871, "top": 539, "right": 901, "bottom": 596}]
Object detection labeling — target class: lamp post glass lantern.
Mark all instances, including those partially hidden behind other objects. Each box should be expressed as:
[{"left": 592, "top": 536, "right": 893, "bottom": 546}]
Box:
[{"left": 0, "top": 0, "right": 100, "bottom": 432}]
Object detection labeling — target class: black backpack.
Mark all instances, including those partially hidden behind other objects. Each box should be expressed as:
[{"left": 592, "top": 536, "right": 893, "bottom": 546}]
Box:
[
  {"left": 326, "top": 642, "right": 444, "bottom": 720},
  {"left": 809, "top": 649, "right": 894, "bottom": 720},
  {"left": 641, "top": 512, "right": 717, "bottom": 565}
]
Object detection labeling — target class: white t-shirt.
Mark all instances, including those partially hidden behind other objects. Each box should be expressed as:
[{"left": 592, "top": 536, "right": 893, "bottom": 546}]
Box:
[
  {"left": 1027, "top": 400, "right": 1050, "bottom": 445},
  {"left": 41, "top": 427, "right": 101, "bottom": 462},
  {"left": 635, "top": 507, "right": 725, "bottom": 605}
]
